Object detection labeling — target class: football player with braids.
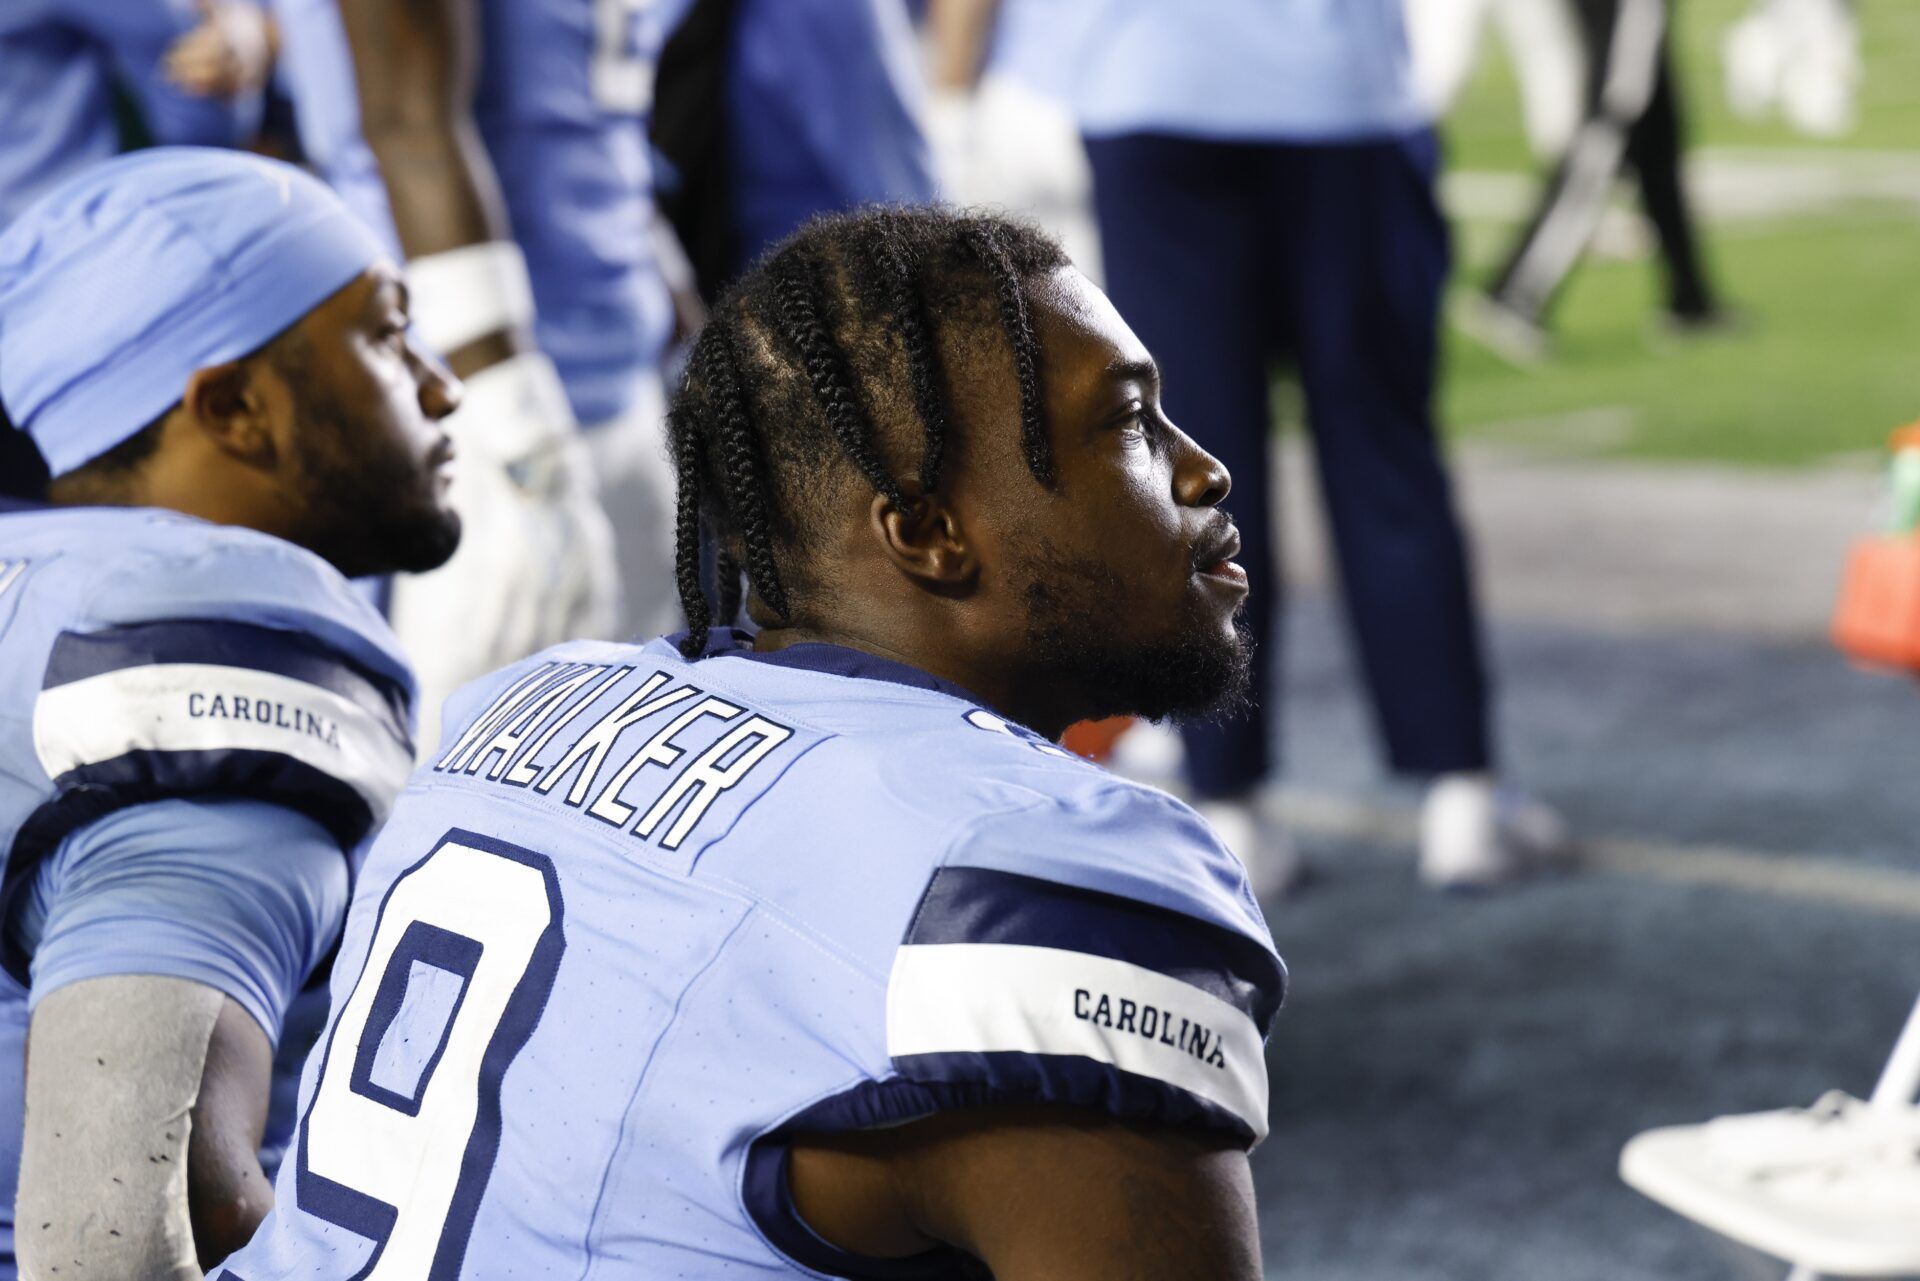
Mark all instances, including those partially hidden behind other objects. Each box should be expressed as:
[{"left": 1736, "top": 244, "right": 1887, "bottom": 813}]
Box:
[
  {"left": 669, "top": 213, "right": 1055, "bottom": 658},
  {"left": 227, "top": 207, "right": 1280, "bottom": 1281}
]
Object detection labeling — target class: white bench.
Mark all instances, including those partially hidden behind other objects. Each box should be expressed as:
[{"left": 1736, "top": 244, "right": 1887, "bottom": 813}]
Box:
[{"left": 1621, "top": 994, "right": 1920, "bottom": 1279}]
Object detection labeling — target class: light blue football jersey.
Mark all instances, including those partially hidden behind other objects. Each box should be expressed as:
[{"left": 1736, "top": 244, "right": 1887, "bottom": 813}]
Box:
[
  {"left": 0, "top": 0, "right": 265, "bottom": 229},
  {"left": 219, "top": 629, "right": 1286, "bottom": 1279},
  {"left": 272, "top": 0, "right": 690, "bottom": 428},
  {"left": 0, "top": 498, "right": 418, "bottom": 1271},
  {"left": 1070, "top": 0, "right": 1423, "bottom": 142}
]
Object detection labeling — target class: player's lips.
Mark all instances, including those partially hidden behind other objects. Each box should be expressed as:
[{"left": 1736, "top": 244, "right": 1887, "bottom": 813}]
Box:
[
  {"left": 1192, "top": 525, "right": 1248, "bottom": 593},
  {"left": 428, "top": 436, "right": 457, "bottom": 490},
  {"left": 1200, "top": 560, "right": 1249, "bottom": 590}
]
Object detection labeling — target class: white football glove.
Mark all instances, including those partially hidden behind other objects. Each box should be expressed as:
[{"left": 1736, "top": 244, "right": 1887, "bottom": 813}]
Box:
[
  {"left": 929, "top": 74, "right": 1105, "bottom": 283},
  {"left": 388, "top": 350, "right": 620, "bottom": 752},
  {"left": 1724, "top": 0, "right": 1859, "bottom": 137}
]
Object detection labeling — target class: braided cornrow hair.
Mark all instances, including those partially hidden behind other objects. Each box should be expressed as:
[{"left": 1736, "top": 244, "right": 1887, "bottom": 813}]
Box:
[
  {"left": 703, "top": 322, "right": 789, "bottom": 621},
  {"left": 768, "top": 247, "right": 905, "bottom": 508},
  {"left": 669, "top": 207, "right": 1069, "bottom": 660},
  {"left": 859, "top": 221, "right": 953, "bottom": 495},
  {"left": 665, "top": 393, "right": 713, "bottom": 654},
  {"left": 961, "top": 222, "right": 1055, "bottom": 486}
]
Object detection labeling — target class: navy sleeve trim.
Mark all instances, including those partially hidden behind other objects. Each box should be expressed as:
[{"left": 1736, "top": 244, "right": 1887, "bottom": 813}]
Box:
[
  {"left": 43, "top": 618, "right": 410, "bottom": 729},
  {"left": 905, "top": 864, "right": 1285, "bottom": 1027},
  {"left": 0, "top": 750, "right": 374, "bottom": 985},
  {"left": 884, "top": 865, "right": 1283, "bottom": 1145},
  {"left": 742, "top": 1135, "right": 977, "bottom": 1281},
  {"left": 740, "top": 1060, "right": 1258, "bottom": 1281}
]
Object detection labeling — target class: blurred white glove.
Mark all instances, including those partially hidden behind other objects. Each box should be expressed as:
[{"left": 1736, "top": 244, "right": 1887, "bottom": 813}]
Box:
[
  {"left": 388, "top": 351, "right": 619, "bottom": 752},
  {"left": 1724, "top": 0, "right": 1860, "bottom": 137},
  {"left": 928, "top": 73, "right": 1104, "bottom": 283},
  {"left": 924, "top": 87, "right": 980, "bottom": 197}
]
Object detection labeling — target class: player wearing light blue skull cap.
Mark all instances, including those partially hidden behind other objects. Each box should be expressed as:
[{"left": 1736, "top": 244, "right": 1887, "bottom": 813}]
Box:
[
  {"left": 0, "top": 146, "right": 387, "bottom": 476},
  {"left": 0, "top": 146, "right": 461, "bottom": 1278}
]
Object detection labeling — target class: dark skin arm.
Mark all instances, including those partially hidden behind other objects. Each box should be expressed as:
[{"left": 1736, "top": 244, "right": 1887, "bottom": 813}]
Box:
[
  {"left": 189, "top": 997, "right": 276, "bottom": 1269},
  {"left": 334, "top": 0, "right": 520, "bottom": 378},
  {"left": 789, "top": 1106, "right": 1263, "bottom": 1280},
  {"left": 925, "top": 0, "right": 1003, "bottom": 92}
]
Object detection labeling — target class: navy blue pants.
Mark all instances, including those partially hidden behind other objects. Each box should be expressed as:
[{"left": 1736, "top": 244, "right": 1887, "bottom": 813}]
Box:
[{"left": 1084, "top": 131, "right": 1492, "bottom": 797}]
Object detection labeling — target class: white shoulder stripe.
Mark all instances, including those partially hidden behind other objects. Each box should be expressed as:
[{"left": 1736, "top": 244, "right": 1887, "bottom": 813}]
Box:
[
  {"left": 886, "top": 942, "right": 1270, "bottom": 1141},
  {"left": 33, "top": 663, "right": 414, "bottom": 822}
]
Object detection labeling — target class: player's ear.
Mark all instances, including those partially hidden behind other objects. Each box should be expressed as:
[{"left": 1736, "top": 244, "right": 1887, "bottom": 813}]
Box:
[
  {"left": 179, "top": 359, "right": 280, "bottom": 469},
  {"left": 870, "top": 488, "right": 977, "bottom": 590}
]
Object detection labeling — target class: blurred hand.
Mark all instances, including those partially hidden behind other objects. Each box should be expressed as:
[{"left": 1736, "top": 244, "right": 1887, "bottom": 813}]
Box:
[{"left": 164, "top": 0, "right": 276, "bottom": 99}]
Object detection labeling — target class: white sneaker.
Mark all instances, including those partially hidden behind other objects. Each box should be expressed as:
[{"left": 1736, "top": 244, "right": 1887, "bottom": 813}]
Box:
[
  {"left": 1194, "top": 790, "right": 1304, "bottom": 902},
  {"left": 1419, "top": 773, "right": 1573, "bottom": 890},
  {"left": 1453, "top": 292, "right": 1552, "bottom": 367}
]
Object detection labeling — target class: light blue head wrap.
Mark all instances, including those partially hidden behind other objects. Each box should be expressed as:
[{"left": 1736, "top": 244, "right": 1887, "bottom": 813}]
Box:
[{"left": 0, "top": 147, "right": 386, "bottom": 476}]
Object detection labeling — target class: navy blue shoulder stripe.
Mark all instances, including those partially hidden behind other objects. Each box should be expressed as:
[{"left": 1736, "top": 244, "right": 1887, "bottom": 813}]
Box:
[
  {"left": 44, "top": 618, "right": 409, "bottom": 728},
  {"left": 905, "top": 864, "right": 1285, "bottom": 1031}
]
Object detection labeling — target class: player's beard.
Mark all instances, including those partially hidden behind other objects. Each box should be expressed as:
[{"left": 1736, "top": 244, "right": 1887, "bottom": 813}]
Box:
[
  {"left": 1014, "top": 542, "right": 1253, "bottom": 726},
  {"left": 286, "top": 378, "right": 462, "bottom": 580}
]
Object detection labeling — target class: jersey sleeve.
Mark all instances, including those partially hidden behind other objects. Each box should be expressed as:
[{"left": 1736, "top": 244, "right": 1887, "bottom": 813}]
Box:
[
  {"left": 14, "top": 797, "right": 349, "bottom": 1045},
  {"left": 5, "top": 530, "right": 415, "bottom": 982},
  {"left": 882, "top": 783, "right": 1286, "bottom": 1147},
  {"left": 29, "top": 535, "right": 416, "bottom": 850}
]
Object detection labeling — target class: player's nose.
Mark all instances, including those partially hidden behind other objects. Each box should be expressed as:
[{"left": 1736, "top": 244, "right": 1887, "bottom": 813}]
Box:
[
  {"left": 410, "top": 338, "right": 463, "bottom": 421},
  {"left": 1169, "top": 420, "right": 1232, "bottom": 509}
]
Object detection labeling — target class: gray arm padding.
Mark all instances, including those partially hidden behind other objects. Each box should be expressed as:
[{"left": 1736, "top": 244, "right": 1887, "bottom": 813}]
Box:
[{"left": 17, "top": 976, "right": 224, "bottom": 1281}]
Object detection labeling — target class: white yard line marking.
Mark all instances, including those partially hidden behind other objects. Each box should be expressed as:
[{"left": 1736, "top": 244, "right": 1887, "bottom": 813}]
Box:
[
  {"left": 1445, "top": 147, "right": 1920, "bottom": 228},
  {"left": 1273, "top": 788, "right": 1920, "bottom": 919}
]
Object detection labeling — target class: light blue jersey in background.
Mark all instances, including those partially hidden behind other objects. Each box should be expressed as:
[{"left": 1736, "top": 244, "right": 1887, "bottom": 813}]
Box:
[
  {"left": 0, "top": 499, "right": 418, "bottom": 1276},
  {"left": 0, "top": 0, "right": 264, "bottom": 228},
  {"left": 727, "top": 0, "right": 936, "bottom": 274},
  {"left": 222, "top": 630, "right": 1285, "bottom": 1278},
  {"left": 1071, "top": 0, "right": 1423, "bottom": 141},
  {"left": 272, "top": 0, "right": 691, "bottom": 428}
]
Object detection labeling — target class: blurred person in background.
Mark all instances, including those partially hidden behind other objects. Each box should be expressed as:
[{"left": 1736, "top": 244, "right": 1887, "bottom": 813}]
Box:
[
  {"left": 1068, "top": 0, "right": 1567, "bottom": 892},
  {"left": 272, "top": 0, "right": 697, "bottom": 746},
  {"left": 162, "top": 0, "right": 276, "bottom": 101},
  {"left": 0, "top": 0, "right": 267, "bottom": 228},
  {"left": 1466, "top": 0, "right": 1731, "bottom": 361},
  {"left": 654, "top": 0, "right": 935, "bottom": 298},
  {"left": 925, "top": 0, "right": 1104, "bottom": 281},
  {"left": 727, "top": 0, "right": 933, "bottom": 278},
  {"left": 1403, "top": 0, "right": 1588, "bottom": 161}
]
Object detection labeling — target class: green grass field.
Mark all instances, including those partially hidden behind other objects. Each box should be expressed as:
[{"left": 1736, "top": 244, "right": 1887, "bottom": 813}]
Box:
[{"left": 1434, "top": 0, "right": 1920, "bottom": 466}]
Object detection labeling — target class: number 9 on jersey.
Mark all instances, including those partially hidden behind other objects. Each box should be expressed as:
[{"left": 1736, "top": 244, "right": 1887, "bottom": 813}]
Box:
[{"left": 293, "top": 830, "right": 566, "bottom": 1279}]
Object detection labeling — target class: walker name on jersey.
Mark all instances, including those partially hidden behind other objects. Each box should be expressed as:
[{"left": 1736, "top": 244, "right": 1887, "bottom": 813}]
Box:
[
  {"left": 188, "top": 690, "right": 342, "bottom": 748},
  {"left": 1073, "top": 987, "right": 1231, "bottom": 1071},
  {"left": 434, "top": 660, "right": 795, "bottom": 851}
]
